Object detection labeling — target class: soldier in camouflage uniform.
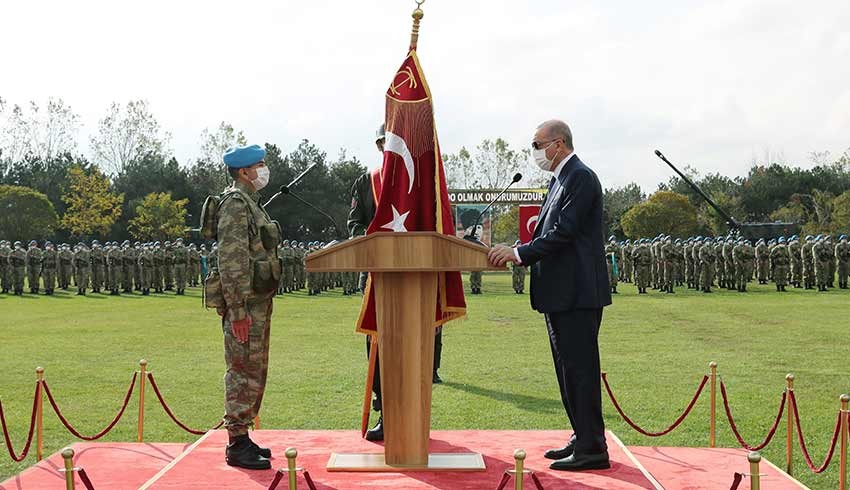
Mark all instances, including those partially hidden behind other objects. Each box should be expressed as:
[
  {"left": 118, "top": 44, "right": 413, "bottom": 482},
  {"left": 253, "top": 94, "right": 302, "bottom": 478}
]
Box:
[
  {"left": 0, "top": 240, "right": 11, "bottom": 293},
  {"left": 121, "top": 241, "right": 135, "bottom": 293},
  {"left": 41, "top": 242, "right": 57, "bottom": 295},
  {"left": 825, "top": 236, "right": 836, "bottom": 288},
  {"left": 73, "top": 243, "right": 91, "bottom": 295},
  {"left": 605, "top": 236, "right": 619, "bottom": 294},
  {"left": 153, "top": 242, "right": 165, "bottom": 293},
  {"left": 173, "top": 238, "right": 188, "bottom": 295},
  {"left": 187, "top": 243, "right": 200, "bottom": 287},
  {"left": 90, "top": 241, "right": 105, "bottom": 293},
  {"left": 836, "top": 235, "right": 849, "bottom": 289},
  {"left": 295, "top": 243, "right": 306, "bottom": 290},
  {"left": 216, "top": 144, "right": 278, "bottom": 470},
  {"left": 771, "top": 237, "right": 790, "bottom": 291},
  {"left": 698, "top": 237, "right": 716, "bottom": 293},
  {"left": 632, "top": 238, "right": 651, "bottom": 294},
  {"left": 10, "top": 241, "right": 27, "bottom": 295},
  {"left": 621, "top": 239, "right": 633, "bottom": 283},
  {"left": 26, "top": 240, "right": 43, "bottom": 294},
  {"left": 754, "top": 239, "right": 769, "bottom": 284},
  {"left": 106, "top": 242, "right": 123, "bottom": 295},
  {"left": 660, "top": 235, "right": 675, "bottom": 294},
  {"left": 469, "top": 270, "right": 483, "bottom": 294},
  {"left": 58, "top": 244, "right": 73, "bottom": 290},
  {"left": 138, "top": 244, "right": 154, "bottom": 295},
  {"left": 788, "top": 236, "right": 802, "bottom": 288},
  {"left": 813, "top": 235, "right": 832, "bottom": 292}
]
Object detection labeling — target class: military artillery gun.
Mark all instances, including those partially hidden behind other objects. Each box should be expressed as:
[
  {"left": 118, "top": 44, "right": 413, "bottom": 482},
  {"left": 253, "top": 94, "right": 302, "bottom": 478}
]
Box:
[{"left": 654, "top": 150, "right": 799, "bottom": 241}]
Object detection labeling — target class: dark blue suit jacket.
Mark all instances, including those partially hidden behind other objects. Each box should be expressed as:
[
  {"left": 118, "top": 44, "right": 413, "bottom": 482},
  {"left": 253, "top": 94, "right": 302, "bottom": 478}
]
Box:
[{"left": 517, "top": 154, "right": 612, "bottom": 313}]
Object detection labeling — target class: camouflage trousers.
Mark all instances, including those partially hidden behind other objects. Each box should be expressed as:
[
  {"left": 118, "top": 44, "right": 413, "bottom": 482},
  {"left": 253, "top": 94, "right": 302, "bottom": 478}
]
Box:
[
  {"left": 635, "top": 265, "right": 650, "bottom": 289},
  {"left": 607, "top": 263, "right": 618, "bottom": 287},
  {"left": 512, "top": 267, "right": 526, "bottom": 292},
  {"left": 700, "top": 263, "right": 714, "bottom": 290},
  {"left": 42, "top": 267, "right": 57, "bottom": 290},
  {"left": 175, "top": 264, "right": 186, "bottom": 290},
  {"left": 27, "top": 265, "right": 41, "bottom": 290},
  {"left": 469, "top": 271, "right": 482, "bottom": 291},
  {"left": 223, "top": 299, "right": 273, "bottom": 437}
]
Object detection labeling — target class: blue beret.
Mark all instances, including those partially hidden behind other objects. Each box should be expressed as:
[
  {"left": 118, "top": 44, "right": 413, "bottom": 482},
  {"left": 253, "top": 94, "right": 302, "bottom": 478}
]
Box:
[{"left": 223, "top": 144, "right": 266, "bottom": 168}]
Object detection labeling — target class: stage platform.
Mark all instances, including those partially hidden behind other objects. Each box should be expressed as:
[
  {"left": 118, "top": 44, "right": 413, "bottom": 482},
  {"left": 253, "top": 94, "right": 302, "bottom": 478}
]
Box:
[{"left": 1, "top": 430, "right": 809, "bottom": 489}]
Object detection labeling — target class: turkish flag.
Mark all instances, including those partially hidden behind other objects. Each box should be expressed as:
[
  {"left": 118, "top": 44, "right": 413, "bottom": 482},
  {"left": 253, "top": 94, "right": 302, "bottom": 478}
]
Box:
[
  {"left": 519, "top": 205, "right": 542, "bottom": 244},
  {"left": 355, "top": 50, "right": 466, "bottom": 334}
]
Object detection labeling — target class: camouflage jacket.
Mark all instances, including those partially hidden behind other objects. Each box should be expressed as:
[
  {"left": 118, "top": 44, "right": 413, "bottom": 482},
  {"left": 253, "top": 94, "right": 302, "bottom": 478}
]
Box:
[{"left": 217, "top": 180, "right": 280, "bottom": 322}]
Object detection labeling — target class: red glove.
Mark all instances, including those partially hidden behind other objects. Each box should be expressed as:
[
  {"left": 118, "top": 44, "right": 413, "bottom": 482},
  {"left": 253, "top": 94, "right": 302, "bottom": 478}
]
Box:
[{"left": 231, "top": 316, "right": 252, "bottom": 344}]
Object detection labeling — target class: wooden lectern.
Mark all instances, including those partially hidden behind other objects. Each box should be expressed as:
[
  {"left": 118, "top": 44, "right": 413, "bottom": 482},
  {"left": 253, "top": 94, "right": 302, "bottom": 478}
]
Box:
[{"left": 306, "top": 231, "right": 500, "bottom": 471}]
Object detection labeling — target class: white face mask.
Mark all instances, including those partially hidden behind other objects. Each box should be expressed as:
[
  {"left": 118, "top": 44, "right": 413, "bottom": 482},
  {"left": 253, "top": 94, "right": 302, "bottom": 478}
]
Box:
[
  {"left": 251, "top": 166, "right": 270, "bottom": 191},
  {"left": 532, "top": 143, "right": 556, "bottom": 171}
]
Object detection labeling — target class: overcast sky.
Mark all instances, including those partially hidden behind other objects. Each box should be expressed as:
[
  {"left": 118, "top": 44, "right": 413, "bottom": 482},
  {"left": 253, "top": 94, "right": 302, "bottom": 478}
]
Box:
[{"left": 2, "top": 0, "right": 849, "bottom": 191}]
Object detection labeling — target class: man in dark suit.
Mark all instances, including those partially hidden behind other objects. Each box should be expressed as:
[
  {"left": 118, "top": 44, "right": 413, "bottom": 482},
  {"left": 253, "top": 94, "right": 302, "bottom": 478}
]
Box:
[{"left": 489, "top": 119, "right": 611, "bottom": 471}]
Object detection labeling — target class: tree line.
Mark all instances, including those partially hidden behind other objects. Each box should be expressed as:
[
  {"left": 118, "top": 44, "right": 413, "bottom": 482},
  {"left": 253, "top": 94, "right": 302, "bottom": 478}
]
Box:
[
  {"left": 0, "top": 97, "right": 365, "bottom": 243},
  {"left": 2, "top": 96, "right": 848, "bottom": 244}
]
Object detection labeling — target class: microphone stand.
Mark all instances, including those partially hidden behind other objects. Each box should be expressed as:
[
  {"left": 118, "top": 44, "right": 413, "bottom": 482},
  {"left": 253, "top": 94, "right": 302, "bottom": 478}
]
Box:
[
  {"left": 283, "top": 188, "right": 345, "bottom": 244},
  {"left": 263, "top": 162, "right": 319, "bottom": 208},
  {"left": 463, "top": 174, "right": 522, "bottom": 246}
]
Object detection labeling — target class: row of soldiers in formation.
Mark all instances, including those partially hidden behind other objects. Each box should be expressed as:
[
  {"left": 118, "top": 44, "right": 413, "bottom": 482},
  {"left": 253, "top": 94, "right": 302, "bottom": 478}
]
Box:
[
  {"left": 605, "top": 234, "right": 850, "bottom": 294},
  {"left": 0, "top": 238, "right": 209, "bottom": 296},
  {"left": 0, "top": 237, "right": 363, "bottom": 298},
  {"left": 444, "top": 235, "right": 845, "bottom": 297}
]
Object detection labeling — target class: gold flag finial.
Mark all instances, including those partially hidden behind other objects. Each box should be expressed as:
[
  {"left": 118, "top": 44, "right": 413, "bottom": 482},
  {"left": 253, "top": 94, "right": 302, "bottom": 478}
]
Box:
[{"left": 409, "top": 0, "right": 425, "bottom": 51}]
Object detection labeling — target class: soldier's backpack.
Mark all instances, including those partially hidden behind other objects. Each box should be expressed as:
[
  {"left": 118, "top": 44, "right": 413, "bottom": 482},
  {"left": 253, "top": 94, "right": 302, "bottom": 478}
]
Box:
[{"left": 199, "top": 191, "right": 241, "bottom": 310}]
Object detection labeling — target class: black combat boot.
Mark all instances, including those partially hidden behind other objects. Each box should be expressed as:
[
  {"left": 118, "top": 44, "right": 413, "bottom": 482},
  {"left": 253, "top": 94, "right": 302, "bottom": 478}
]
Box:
[
  {"left": 226, "top": 434, "right": 271, "bottom": 470},
  {"left": 611, "top": 286, "right": 618, "bottom": 294},
  {"left": 365, "top": 416, "right": 384, "bottom": 442}
]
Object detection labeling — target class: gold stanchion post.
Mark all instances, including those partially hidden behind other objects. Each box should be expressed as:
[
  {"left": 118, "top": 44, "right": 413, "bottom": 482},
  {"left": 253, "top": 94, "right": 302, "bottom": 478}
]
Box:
[
  {"left": 254, "top": 415, "right": 260, "bottom": 430},
  {"left": 748, "top": 451, "right": 761, "bottom": 490},
  {"left": 137, "top": 359, "right": 147, "bottom": 443},
  {"left": 514, "top": 449, "right": 526, "bottom": 490},
  {"left": 785, "top": 373, "right": 794, "bottom": 475},
  {"left": 36, "top": 367, "right": 44, "bottom": 461},
  {"left": 840, "top": 394, "right": 848, "bottom": 490},
  {"left": 61, "top": 447, "right": 76, "bottom": 490},
  {"left": 709, "top": 361, "right": 717, "bottom": 448},
  {"left": 286, "top": 447, "right": 298, "bottom": 490}
]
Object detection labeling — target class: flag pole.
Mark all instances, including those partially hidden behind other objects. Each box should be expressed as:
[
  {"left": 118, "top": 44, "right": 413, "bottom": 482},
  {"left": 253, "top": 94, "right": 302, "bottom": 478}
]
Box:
[
  {"left": 409, "top": 0, "right": 425, "bottom": 51},
  {"left": 361, "top": 336, "right": 379, "bottom": 437}
]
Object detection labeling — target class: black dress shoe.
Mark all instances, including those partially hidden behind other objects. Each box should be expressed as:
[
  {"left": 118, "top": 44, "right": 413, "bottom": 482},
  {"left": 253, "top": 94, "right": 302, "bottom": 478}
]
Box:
[
  {"left": 549, "top": 451, "right": 610, "bottom": 471},
  {"left": 544, "top": 440, "right": 575, "bottom": 460},
  {"left": 226, "top": 436, "right": 271, "bottom": 470},
  {"left": 432, "top": 371, "right": 443, "bottom": 384},
  {"left": 365, "top": 417, "right": 384, "bottom": 441}
]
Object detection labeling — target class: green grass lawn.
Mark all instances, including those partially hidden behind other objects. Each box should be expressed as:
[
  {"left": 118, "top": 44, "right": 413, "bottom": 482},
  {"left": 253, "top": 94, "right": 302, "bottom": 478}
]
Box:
[{"left": 1, "top": 273, "right": 847, "bottom": 488}]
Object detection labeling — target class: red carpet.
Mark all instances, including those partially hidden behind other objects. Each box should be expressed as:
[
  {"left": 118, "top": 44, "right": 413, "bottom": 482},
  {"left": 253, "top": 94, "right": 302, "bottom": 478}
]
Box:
[
  {"left": 1, "top": 431, "right": 810, "bottom": 489},
  {"left": 629, "top": 446, "right": 808, "bottom": 490},
  {"left": 141, "top": 430, "right": 656, "bottom": 489},
  {"left": 0, "top": 442, "right": 189, "bottom": 490}
]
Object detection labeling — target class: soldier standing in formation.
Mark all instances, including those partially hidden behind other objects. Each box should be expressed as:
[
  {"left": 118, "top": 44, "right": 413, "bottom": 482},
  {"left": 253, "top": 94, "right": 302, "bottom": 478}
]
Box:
[
  {"left": 41, "top": 242, "right": 57, "bottom": 295},
  {"left": 0, "top": 240, "right": 11, "bottom": 293},
  {"left": 605, "top": 236, "right": 619, "bottom": 294},
  {"left": 215, "top": 144, "right": 278, "bottom": 470},
  {"left": 836, "top": 235, "right": 849, "bottom": 289}
]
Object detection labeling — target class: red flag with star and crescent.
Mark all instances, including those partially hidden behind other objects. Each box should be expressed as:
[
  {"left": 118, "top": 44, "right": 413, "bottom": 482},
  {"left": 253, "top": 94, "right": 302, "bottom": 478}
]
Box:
[{"left": 355, "top": 49, "right": 466, "bottom": 334}]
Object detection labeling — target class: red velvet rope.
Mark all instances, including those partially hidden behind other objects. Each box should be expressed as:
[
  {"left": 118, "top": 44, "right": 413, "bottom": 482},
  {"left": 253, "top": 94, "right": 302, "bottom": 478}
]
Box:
[
  {"left": 267, "top": 469, "right": 318, "bottom": 490},
  {"left": 0, "top": 382, "right": 39, "bottom": 462},
  {"left": 602, "top": 373, "right": 708, "bottom": 437},
  {"left": 531, "top": 472, "right": 546, "bottom": 490},
  {"left": 495, "top": 472, "right": 511, "bottom": 490},
  {"left": 42, "top": 374, "right": 137, "bottom": 441},
  {"left": 78, "top": 468, "right": 96, "bottom": 490},
  {"left": 146, "top": 373, "right": 224, "bottom": 435},
  {"left": 790, "top": 391, "right": 842, "bottom": 473},
  {"left": 719, "top": 381, "right": 785, "bottom": 451}
]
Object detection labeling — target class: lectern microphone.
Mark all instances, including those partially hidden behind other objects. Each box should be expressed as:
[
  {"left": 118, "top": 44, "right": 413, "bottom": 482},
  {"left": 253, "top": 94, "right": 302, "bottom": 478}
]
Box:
[{"left": 463, "top": 172, "right": 522, "bottom": 246}]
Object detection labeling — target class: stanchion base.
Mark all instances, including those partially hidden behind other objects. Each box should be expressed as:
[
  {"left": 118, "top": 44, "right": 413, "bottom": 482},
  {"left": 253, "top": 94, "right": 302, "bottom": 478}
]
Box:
[{"left": 326, "top": 452, "right": 485, "bottom": 472}]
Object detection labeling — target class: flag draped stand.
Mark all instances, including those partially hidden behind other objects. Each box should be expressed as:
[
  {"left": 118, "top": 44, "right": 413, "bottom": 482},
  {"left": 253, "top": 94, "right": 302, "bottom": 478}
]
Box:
[{"left": 305, "top": 3, "right": 502, "bottom": 472}]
